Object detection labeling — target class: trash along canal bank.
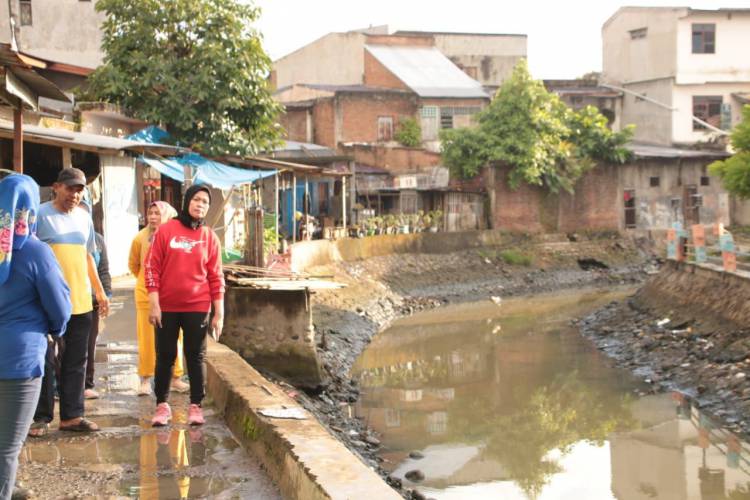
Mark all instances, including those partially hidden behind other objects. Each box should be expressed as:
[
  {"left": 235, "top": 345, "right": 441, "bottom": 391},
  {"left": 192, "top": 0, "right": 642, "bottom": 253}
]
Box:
[
  {"left": 579, "top": 260, "right": 750, "bottom": 438},
  {"left": 275, "top": 234, "right": 656, "bottom": 498}
]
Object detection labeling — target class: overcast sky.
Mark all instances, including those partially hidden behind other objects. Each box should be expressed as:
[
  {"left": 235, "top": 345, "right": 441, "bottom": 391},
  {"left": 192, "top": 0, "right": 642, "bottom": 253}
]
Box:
[{"left": 253, "top": 0, "right": 746, "bottom": 79}]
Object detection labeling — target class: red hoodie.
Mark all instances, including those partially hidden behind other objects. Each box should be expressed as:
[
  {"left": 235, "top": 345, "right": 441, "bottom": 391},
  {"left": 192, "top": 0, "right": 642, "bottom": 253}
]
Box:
[{"left": 145, "top": 219, "right": 225, "bottom": 312}]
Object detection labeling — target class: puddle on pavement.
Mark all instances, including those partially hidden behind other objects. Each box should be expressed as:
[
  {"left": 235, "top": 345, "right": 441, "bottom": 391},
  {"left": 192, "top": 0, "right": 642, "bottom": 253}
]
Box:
[
  {"left": 351, "top": 288, "right": 750, "bottom": 499},
  {"left": 19, "top": 346, "right": 281, "bottom": 500}
]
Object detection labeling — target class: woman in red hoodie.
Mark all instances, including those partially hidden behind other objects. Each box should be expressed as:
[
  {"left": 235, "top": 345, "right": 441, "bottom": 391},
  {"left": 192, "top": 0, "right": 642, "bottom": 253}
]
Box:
[{"left": 145, "top": 184, "right": 225, "bottom": 427}]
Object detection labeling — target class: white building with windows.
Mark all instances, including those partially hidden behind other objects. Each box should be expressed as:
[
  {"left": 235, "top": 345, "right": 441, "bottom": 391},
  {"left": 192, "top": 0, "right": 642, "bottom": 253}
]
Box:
[
  {"left": 1, "top": 0, "right": 104, "bottom": 69},
  {"left": 602, "top": 7, "right": 750, "bottom": 147}
]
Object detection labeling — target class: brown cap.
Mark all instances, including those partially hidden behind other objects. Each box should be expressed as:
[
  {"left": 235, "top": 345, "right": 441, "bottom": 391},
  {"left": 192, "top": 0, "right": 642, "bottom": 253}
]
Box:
[{"left": 56, "top": 167, "right": 87, "bottom": 187}]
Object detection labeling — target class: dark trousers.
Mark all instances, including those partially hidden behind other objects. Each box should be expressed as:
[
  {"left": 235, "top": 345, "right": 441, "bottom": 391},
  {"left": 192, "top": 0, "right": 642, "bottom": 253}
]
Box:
[
  {"left": 35, "top": 312, "right": 92, "bottom": 423},
  {"left": 85, "top": 305, "right": 100, "bottom": 389},
  {"left": 154, "top": 312, "right": 208, "bottom": 406}
]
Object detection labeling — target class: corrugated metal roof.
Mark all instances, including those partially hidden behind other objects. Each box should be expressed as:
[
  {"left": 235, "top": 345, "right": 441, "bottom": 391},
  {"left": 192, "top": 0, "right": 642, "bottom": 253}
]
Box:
[
  {"left": 0, "top": 44, "right": 70, "bottom": 103},
  {"left": 301, "top": 83, "right": 413, "bottom": 94},
  {"left": 627, "top": 142, "right": 729, "bottom": 159},
  {"left": 365, "top": 45, "right": 488, "bottom": 99},
  {"left": 0, "top": 119, "right": 183, "bottom": 155}
]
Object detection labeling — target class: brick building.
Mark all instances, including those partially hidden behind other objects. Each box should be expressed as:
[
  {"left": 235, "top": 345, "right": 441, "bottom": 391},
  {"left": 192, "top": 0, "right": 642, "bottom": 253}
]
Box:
[
  {"left": 489, "top": 144, "right": 730, "bottom": 232},
  {"left": 273, "top": 29, "right": 491, "bottom": 172}
]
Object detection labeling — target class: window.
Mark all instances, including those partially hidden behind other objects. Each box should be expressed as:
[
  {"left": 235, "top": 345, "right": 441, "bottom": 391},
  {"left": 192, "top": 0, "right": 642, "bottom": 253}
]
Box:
[
  {"left": 630, "top": 27, "right": 648, "bottom": 40},
  {"left": 377, "top": 116, "right": 393, "bottom": 141},
  {"left": 440, "top": 106, "right": 481, "bottom": 129},
  {"left": 692, "top": 24, "right": 715, "bottom": 54},
  {"left": 701, "top": 176, "right": 710, "bottom": 186},
  {"left": 650, "top": 176, "right": 660, "bottom": 187},
  {"left": 19, "top": 0, "right": 32, "bottom": 26},
  {"left": 624, "top": 189, "right": 636, "bottom": 229},
  {"left": 440, "top": 109, "right": 454, "bottom": 129},
  {"left": 693, "top": 96, "right": 722, "bottom": 130}
]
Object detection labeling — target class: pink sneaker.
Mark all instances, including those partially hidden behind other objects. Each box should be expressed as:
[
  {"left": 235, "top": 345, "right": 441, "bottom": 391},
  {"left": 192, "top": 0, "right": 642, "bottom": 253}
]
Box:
[
  {"left": 151, "top": 403, "right": 172, "bottom": 427},
  {"left": 187, "top": 404, "right": 205, "bottom": 426}
]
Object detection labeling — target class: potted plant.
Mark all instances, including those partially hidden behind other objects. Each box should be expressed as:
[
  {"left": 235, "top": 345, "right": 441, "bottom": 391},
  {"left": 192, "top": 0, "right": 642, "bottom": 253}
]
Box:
[
  {"left": 372, "top": 216, "right": 384, "bottom": 235},
  {"left": 384, "top": 214, "right": 397, "bottom": 234},
  {"left": 398, "top": 213, "right": 410, "bottom": 234},
  {"left": 429, "top": 210, "right": 443, "bottom": 232}
]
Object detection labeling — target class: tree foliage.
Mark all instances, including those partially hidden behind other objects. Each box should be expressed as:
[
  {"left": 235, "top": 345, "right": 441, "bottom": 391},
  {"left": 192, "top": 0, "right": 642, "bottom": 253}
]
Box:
[
  {"left": 87, "top": 0, "right": 281, "bottom": 156},
  {"left": 394, "top": 117, "right": 422, "bottom": 148},
  {"left": 709, "top": 105, "right": 750, "bottom": 198},
  {"left": 441, "top": 60, "right": 633, "bottom": 193}
]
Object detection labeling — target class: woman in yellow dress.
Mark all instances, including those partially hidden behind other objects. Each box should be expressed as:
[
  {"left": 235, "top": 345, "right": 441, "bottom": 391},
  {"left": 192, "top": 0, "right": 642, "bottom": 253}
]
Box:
[{"left": 129, "top": 201, "right": 188, "bottom": 396}]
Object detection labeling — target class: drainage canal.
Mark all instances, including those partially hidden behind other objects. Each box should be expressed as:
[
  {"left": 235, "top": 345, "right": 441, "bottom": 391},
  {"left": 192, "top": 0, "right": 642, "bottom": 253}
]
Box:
[{"left": 351, "top": 289, "right": 750, "bottom": 499}]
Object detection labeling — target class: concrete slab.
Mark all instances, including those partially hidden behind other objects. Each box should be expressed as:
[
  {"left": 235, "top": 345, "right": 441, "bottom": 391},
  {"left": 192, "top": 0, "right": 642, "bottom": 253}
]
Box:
[{"left": 206, "top": 340, "right": 402, "bottom": 500}]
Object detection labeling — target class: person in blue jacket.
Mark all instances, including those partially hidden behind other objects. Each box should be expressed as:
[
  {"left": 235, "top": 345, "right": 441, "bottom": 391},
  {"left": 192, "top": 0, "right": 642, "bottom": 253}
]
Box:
[{"left": 0, "top": 174, "right": 71, "bottom": 500}]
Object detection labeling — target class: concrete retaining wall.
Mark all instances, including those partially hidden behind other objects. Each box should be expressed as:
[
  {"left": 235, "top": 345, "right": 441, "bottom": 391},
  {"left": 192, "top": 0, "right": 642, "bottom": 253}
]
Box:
[
  {"left": 222, "top": 287, "right": 323, "bottom": 388},
  {"left": 292, "top": 229, "right": 510, "bottom": 271},
  {"left": 636, "top": 260, "right": 750, "bottom": 325},
  {"left": 205, "top": 340, "right": 401, "bottom": 500}
]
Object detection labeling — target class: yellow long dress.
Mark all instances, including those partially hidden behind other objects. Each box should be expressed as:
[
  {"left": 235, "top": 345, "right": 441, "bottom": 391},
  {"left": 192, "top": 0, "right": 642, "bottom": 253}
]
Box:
[{"left": 129, "top": 227, "right": 184, "bottom": 378}]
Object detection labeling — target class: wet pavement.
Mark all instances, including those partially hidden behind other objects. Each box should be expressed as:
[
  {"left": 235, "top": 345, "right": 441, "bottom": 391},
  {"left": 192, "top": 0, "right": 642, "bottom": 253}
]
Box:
[
  {"left": 351, "top": 288, "right": 750, "bottom": 499},
  {"left": 17, "top": 280, "right": 281, "bottom": 500}
]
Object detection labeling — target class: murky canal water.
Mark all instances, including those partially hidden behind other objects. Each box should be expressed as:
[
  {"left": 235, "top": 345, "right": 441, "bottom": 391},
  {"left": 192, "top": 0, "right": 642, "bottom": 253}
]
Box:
[{"left": 351, "top": 289, "right": 750, "bottom": 499}]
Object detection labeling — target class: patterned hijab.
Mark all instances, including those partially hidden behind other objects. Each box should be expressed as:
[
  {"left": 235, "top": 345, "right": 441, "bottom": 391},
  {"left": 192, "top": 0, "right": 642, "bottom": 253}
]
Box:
[
  {"left": 148, "top": 201, "right": 177, "bottom": 242},
  {"left": 150, "top": 201, "right": 177, "bottom": 226},
  {"left": 0, "top": 174, "right": 40, "bottom": 285}
]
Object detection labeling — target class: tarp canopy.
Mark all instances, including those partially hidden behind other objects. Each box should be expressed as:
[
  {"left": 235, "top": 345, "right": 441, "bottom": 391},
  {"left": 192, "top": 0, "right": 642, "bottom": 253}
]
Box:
[
  {"left": 140, "top": 153, "right": 276, "bottom": 189},
  {"left": 126, "top": 125, "right": 171, "bottom": 144}
]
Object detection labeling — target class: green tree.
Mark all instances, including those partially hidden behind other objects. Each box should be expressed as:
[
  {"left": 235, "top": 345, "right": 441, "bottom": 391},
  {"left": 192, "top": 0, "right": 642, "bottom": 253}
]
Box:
[
  {"left": 441, "top": 60, "right": 633, "bottom": 193},
  {"left": 394, "top": 117, "right": 422, "bottom": 147},
  {"left": 709, "top": 105, "right": 750, "bottom": 198},
  {"left": 87, "top": 0, "right": 281, "bottom": 156}
]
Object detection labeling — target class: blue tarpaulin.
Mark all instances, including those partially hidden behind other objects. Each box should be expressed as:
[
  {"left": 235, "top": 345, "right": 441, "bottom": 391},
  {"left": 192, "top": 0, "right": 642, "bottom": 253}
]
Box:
[
  {"left": 132, "top": 126, "right": 276, "bottom": 189},
  {"left": 140, "top": 154, "right": 276, "bottom": 189},
  {"left": 126, "top": 126, "right": 172, "bottom": 145},
  {"left": 179, "top": 153, "right": 276, "bottom": 190}
]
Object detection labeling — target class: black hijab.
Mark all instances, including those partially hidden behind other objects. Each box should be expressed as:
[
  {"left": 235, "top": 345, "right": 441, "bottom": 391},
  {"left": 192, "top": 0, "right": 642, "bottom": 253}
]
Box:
[{"left": 176, "top": 184, "right": 211, "bottom": 230}]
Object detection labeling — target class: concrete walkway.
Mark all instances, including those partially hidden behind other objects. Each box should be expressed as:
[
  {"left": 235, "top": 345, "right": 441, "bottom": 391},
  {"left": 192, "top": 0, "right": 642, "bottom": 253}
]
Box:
[
  {"left": 16, "top": 280, "right": 281, "bottom": 499},
  {"left": 17, "top": 277, "right": 400, "bottom": 500}
]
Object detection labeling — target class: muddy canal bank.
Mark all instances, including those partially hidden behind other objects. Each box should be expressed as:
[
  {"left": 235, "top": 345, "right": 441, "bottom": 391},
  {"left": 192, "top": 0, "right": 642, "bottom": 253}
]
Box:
[
  {"left": 579, "top": 292, "right": 750, "bottom": 438},
  {"left": 270, "top": 234, "right": 652, "bottom": 496}
]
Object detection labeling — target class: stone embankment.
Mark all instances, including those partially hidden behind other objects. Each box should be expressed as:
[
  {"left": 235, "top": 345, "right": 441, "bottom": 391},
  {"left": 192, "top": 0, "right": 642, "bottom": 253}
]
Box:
[
  {"left": 271, "top": 231, "right": 650, "bottom": 498},
  {"left": 580, "top": 260, "right": 750, "bottom": 436}
]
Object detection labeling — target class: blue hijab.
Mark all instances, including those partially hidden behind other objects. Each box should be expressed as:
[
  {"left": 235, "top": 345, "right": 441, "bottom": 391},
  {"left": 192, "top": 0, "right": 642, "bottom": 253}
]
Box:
[{"left": 0, "top": 174, "right": 40, "bottom": 285}]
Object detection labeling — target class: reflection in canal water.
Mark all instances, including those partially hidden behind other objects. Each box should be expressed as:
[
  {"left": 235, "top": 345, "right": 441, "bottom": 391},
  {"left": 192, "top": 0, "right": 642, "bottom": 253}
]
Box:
[
  {"left": 351, "top": 290, "right": 750, "bottom": 499},
  {"left": 20, "top": 422, "right": 266, "bottom": 499}
]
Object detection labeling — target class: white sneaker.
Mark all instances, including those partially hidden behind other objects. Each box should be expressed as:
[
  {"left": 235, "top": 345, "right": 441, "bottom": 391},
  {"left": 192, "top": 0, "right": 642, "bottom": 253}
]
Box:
[
  {"left": 138, "top": 377, "right": 152, "bottom": 396},
  {"left": 170, "top": 378, "right": 189, "bottom": 393}
]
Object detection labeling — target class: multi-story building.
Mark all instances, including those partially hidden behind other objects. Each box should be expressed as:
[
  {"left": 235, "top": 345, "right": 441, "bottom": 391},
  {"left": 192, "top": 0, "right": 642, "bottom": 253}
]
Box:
[
  {"left": 273, "top": 28, "right": 491, "bottom": 158},
  {"left": 392, "top": 30, "right": 527, "bottom": 94},
  {"left": 1, "top": 0, "right": 104, "bottom": 69},
  {"left": 602, "top": 7, "right": 750, "bottom": 146}
]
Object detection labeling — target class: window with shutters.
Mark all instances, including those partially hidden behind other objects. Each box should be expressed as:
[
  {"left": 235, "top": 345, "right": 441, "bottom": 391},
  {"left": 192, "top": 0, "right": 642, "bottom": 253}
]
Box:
[
  {"left": 377, "top": 116, "right": 393, "bottom": 141},
  {"left": 20, "top": 0, "right": 32, "bottom": 25}
]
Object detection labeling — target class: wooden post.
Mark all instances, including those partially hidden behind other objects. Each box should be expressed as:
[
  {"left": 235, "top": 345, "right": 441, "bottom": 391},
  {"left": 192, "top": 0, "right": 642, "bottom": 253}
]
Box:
[
  {"left": 304, "top": 175, "right": 309, "bottom": 220},
  {"left": 13, "top": 107, "right": 23, "bottom": 173},
  {"left": 349, "top": 160, "right": 356, "bottom": 222},
  {"left": 292, "top": 173, "right": 297, "bottom": 244},
  {"left": 342, "top": 176, "right": 347, "bottom": 231},
  {"left": 61, "top": 147, "right": 72, "bottom": 169},
  {"left": 274, "top": 171, "right": 279, "bottom": 242},
  {"left": 486, "top": 165, "right": 495, "bottom": 229}
]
